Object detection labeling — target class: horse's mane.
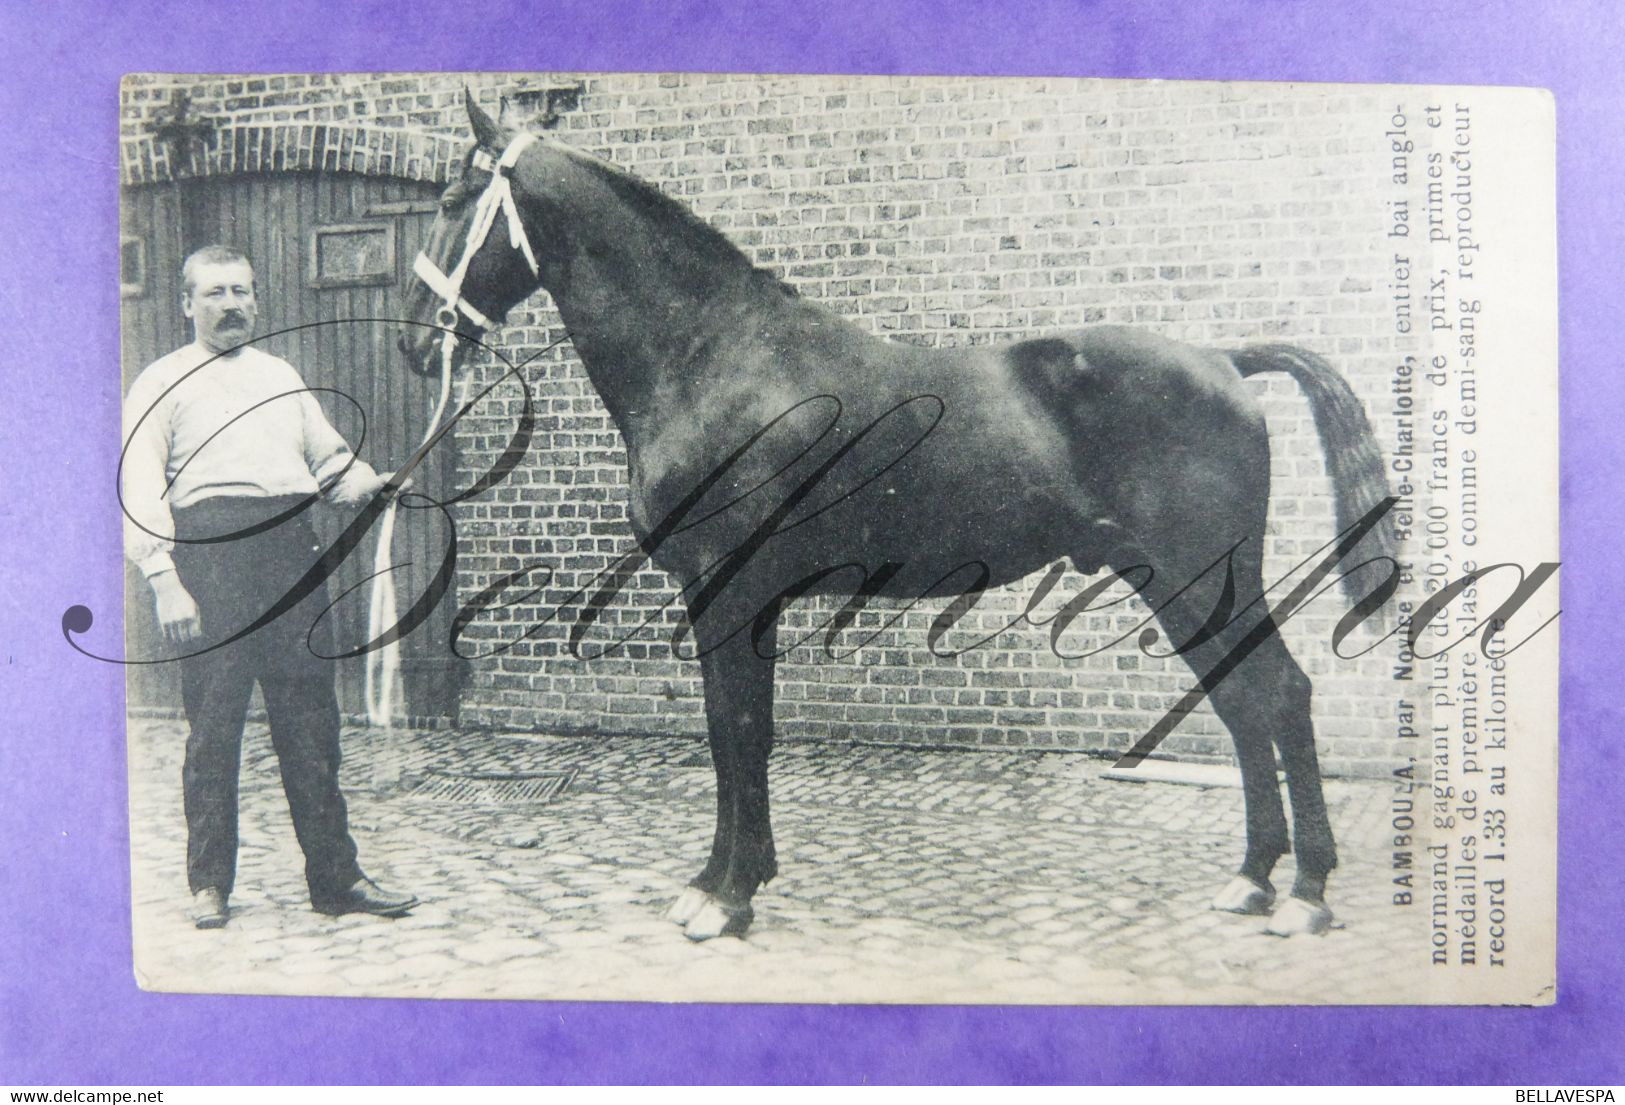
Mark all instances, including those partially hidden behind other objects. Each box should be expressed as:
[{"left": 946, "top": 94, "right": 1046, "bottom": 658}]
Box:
[{"left": 554, "top": 143, "right": 799, "bottom": 298}]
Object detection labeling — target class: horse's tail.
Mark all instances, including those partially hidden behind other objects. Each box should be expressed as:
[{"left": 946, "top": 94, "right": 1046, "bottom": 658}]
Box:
[{"left": 1230, "top": 344, "right": 1400, "bottom": 588}]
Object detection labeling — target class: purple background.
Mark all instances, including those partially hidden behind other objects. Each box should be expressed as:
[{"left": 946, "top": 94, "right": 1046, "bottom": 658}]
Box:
[{"left": 2, "top": 0, "right": 1619, "bottom": 1085}]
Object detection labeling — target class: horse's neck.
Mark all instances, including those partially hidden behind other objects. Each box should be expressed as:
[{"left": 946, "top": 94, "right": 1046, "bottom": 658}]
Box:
[{"left": 537, "top": 159, "right": 776, "bottom": 443}]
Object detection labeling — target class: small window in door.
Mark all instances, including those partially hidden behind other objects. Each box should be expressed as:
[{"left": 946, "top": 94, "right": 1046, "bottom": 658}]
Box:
[
  {"left": 120, "top": 235, "right": 147, "bottom": 298},
  {"left": 309, "top": 222, "right": 396, "bottom": 288}
]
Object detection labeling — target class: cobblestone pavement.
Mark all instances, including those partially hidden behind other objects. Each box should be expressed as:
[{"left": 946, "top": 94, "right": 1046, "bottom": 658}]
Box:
[{"left": 128, "top": 717, "right": 1432, "bottom": 1004}]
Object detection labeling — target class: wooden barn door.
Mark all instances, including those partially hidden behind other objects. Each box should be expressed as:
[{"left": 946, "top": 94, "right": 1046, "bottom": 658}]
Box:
[{"left": 121, "top": 171, "right": 465, "bottom": 724}]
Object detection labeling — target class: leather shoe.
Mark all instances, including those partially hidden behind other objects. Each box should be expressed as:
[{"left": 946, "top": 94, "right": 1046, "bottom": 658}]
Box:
[
  {"left": 191, "top": 887, "right": 229, "bottom": 929},
  {"left": 311, "top": 876, "right": 418, "bottom": 918}
]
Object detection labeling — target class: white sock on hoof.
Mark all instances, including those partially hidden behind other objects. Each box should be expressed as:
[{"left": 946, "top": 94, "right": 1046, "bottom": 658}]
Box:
[
  {"left": 663, "top": 885, "right": 710, "bottom": 926},
  {"left": 1210, "top": 874, "right": 1276, "bottom": 915},
  {"left": 1263, "top": 896, "right": 1334, "bottom": 937},
  {"left": 682, "top": 899, "right": 751, "bottom": 942}
]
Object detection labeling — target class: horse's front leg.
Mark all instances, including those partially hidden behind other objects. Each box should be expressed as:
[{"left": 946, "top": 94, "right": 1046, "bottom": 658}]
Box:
[
  {"left": 666, "top": 612, "right": 780, "bottom": 941},
  {"left": 661, "top": 716, "right": 737, "bottom": 927}
]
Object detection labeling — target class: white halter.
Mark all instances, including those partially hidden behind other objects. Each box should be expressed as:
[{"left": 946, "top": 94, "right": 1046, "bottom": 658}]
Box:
[
  {"left": 410, "top": 131, "right": 541, "bottom": 334},
  {"left": 367, "top": 131, "right": 542, "bottom": 727}
]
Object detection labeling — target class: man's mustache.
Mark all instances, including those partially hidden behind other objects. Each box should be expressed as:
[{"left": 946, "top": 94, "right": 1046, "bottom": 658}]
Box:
[{"left": 218, "top": 313, "right": 248, "bottom": 327}]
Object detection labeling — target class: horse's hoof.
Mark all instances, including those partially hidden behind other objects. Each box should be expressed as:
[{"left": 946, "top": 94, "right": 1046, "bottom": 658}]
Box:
[
  {"left": 682, "top": 899, "right": 753, "bottom": 941},
  {"left": 664, "top": 885, "right": 710, "bottom": 927},
  {"left": 1264, "top": 896, "right": 1334, "bottom": 936},
  {"left": 1211, "top": 875, "right": 1276, "bottom": 915}
]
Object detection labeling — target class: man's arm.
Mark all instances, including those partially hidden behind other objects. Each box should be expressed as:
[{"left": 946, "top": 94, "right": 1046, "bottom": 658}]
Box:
[
  {"left": 298, "top": 390, "right": 391, "bottom": 506},
  {"left": 122, "top": 374, "right": 203, "bottom": 643}
]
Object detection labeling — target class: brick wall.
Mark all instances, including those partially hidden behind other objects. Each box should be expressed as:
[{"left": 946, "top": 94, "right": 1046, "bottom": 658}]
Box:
[{"left": 121, "top": 73, "right": 1417, "bottom": 776}]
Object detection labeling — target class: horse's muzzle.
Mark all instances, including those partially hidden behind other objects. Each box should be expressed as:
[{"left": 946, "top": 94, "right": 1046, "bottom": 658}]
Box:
[{"left": 397, "top": 326, "right": 444, "bottom": 377}]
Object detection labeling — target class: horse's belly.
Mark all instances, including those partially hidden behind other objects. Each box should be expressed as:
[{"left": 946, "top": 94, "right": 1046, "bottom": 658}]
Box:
[
  {"left": 631, "top": 382, "right": 1106, "bottom": 601},
  {"left": 773, "top": 488, "right": 1083, "bottom": 596}
]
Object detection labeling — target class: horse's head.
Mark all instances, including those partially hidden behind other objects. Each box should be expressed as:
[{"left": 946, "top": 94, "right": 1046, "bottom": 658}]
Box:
[{"left": 399, "top": 91, "right": 547, "bottom": 375}]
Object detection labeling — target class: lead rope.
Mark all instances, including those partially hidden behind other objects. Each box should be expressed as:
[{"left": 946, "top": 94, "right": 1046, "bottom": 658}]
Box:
[
  {"left": 365, "top": 130, "right": 539, "bottom": 728},
  {"left": 363, "top": 328, "right": 462, "bottom": 727}
]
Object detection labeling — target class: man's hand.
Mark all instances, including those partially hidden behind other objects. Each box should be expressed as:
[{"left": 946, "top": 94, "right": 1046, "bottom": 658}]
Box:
[
  {"left": 151, "top": 572, "right": 202, "bottom": 644},
  {"left": 329, "top": 470, "right": 410, "bottom": 507}
]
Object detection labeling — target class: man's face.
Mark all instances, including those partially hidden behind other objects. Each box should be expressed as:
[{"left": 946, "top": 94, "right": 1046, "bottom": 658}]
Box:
[{"left": 183, "top": 260, "right": 258, "bottom": 354}]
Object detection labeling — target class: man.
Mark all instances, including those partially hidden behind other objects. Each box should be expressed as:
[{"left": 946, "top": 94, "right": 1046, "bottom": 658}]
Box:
[{"left": 123, "top": 244, "right": 418, "bottom": 930}]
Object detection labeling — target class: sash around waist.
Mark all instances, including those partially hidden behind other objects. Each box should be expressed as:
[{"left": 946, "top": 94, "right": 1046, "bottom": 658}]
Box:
[{"left": 171, "top": 493, "right": 320, "bottom": 543}]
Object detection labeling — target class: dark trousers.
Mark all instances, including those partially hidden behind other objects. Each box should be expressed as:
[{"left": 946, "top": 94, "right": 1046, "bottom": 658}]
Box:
[{"left": 172, "top": 496, "right": 362, "bottom": 901}]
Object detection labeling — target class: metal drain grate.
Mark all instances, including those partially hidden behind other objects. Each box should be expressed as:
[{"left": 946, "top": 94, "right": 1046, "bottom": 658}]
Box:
[{"left": 409, "top": 769, "right": 575, "bottom": 805}]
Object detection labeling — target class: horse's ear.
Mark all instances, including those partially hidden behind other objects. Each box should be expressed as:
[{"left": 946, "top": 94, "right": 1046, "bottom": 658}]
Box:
[{"left": 465, "top": 88, "right": 503, "bottom": 150}]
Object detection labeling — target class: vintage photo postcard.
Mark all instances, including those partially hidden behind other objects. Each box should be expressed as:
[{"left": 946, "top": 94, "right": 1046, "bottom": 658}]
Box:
[{"left": 109, "top": 71, "right": 1556, "bottom": 1004}]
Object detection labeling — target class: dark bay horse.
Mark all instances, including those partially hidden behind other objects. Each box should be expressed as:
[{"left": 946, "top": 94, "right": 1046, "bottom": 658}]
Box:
[{"left": 400, "top": 95, "right": 1397, "bottom": 940}]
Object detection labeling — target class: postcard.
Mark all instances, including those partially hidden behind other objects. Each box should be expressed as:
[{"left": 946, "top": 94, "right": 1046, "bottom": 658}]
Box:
[{"left": 108, "top": 71, "right": 1557, "bottom": 1003}]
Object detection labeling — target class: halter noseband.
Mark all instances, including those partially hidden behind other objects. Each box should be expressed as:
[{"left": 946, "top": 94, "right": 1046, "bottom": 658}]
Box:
[{"left": 412, "top": 131, "right": 541, "bottom": 338}]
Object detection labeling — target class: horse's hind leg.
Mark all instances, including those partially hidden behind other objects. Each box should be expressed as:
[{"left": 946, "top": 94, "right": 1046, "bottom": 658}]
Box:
[
  {"left": 1252, "top": 636, "right": 1339, "bottom": 935},
  {"left": 665, "top": 609, "right": 779, "bottom": 940},
  {"left": 1218, "top": 634, "right": 1336, "bottom": 935},
  {"left": 1123, "top": 511, "right": 1336, "bottom": 934}
]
